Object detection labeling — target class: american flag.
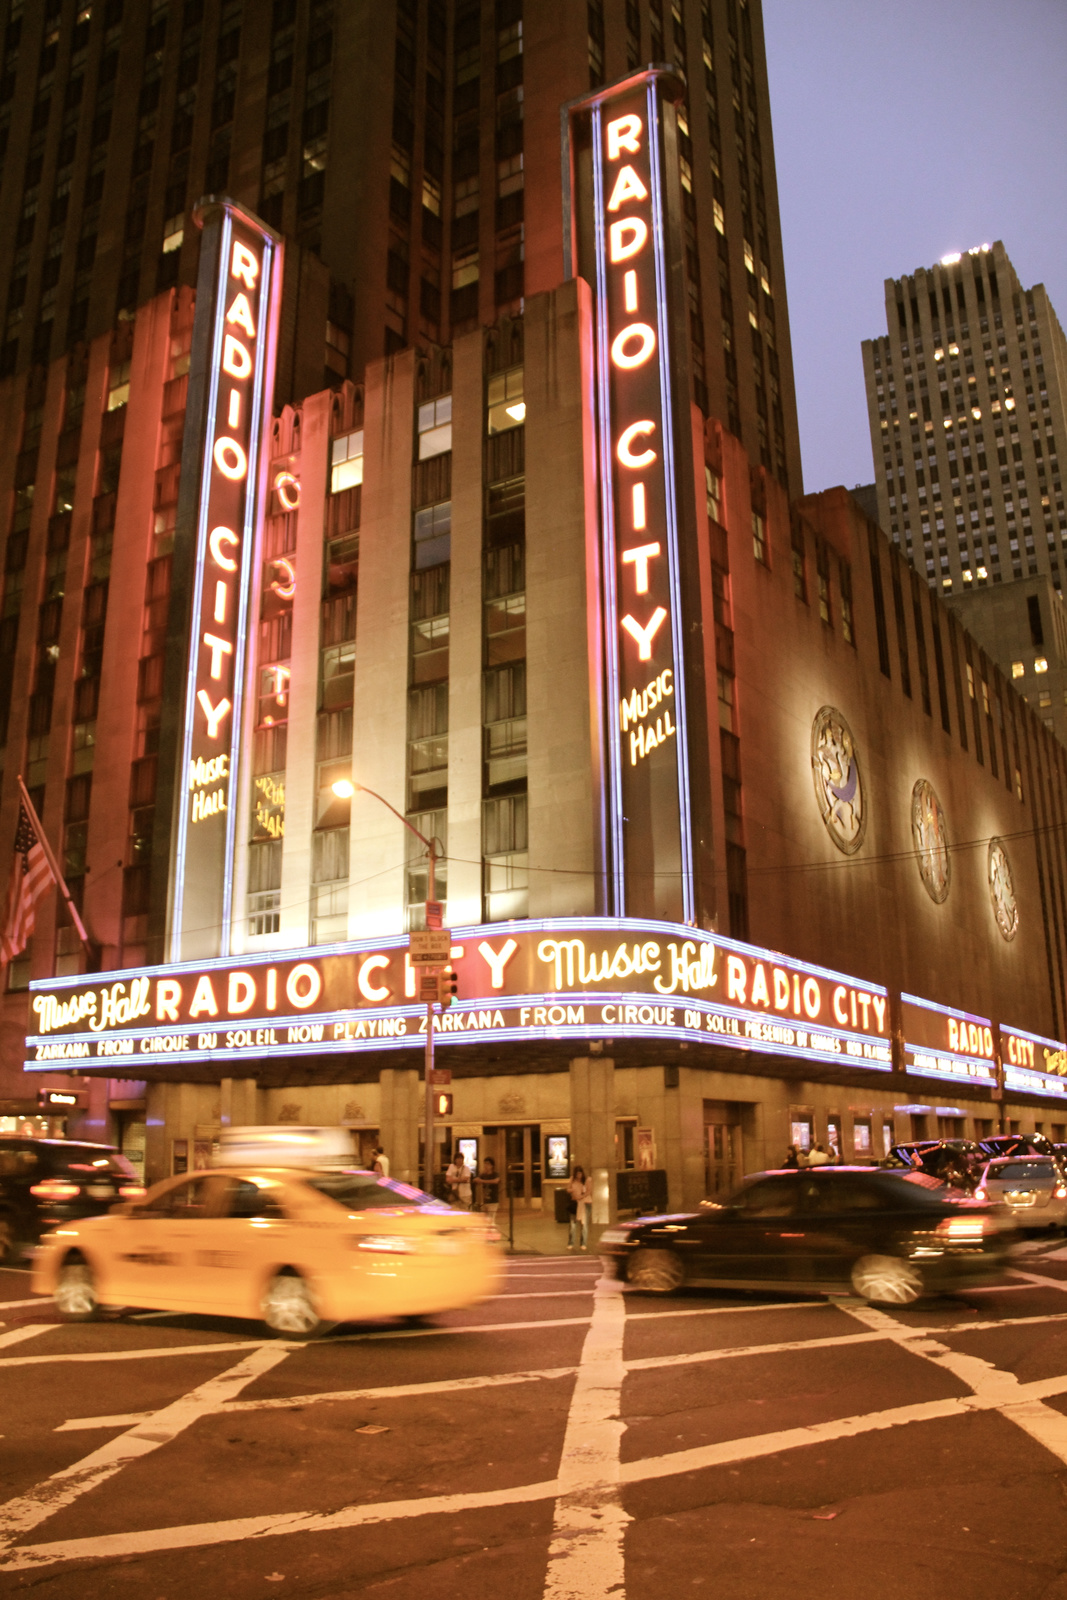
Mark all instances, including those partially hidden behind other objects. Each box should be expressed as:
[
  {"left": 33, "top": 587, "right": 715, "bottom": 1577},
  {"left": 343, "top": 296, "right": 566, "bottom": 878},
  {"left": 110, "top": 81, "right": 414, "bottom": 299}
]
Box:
[{"left": 0, "top": 802, "right": 54, "bottom": 965}]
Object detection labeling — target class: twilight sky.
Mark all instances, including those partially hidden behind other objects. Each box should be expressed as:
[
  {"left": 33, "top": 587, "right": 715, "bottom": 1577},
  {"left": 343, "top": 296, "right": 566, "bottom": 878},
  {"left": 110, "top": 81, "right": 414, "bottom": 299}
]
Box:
[{"left": 762, "top": 0, "right": 1067, "bottom": 496}]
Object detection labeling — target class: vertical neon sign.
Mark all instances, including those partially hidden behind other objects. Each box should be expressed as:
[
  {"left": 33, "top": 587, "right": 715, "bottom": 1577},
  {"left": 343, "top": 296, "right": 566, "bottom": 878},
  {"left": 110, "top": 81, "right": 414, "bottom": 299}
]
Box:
[
  {"left": 168, "top": 200, "right": 283, "bottom": 962},
  {"left": 570, "top": 71, "right": 696, "bottom": 923}
]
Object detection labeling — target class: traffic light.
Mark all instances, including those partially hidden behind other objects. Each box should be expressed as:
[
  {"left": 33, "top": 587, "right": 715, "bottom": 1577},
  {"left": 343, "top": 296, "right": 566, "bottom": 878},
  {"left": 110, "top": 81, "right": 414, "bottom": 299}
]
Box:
[
  {"left": 434, "top": 1091, "right": 453, "bottom": 1116},
  {"left": 438, "top": 966, "right": 458, "bottom": 1007}
]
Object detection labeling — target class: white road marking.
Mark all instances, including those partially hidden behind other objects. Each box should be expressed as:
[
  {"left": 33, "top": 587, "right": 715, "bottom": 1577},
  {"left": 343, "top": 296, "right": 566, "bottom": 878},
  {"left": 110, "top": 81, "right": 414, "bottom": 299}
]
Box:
[
  {"left": 493, "top": 1291, "right": 595, "bottom": 1301},
  {"left": 0, "top": 1343, "right": 292, "bottom": 1552},
  {"left": 0, "top": 1326, "right": 52, "bottom": 1351},
  {"left": 58, "top": 1365, "right": 580, "bottom": 1430},
  {"left": 844, "top": 1301, "right": 1067, "bottom": 1466},
  {"left": 0, "top": 1338, "right": 272, "bottom": 1369},
  {"left": 0, "top": 1481, "right": 563, "bottom": 1571},
  {"left": 1008, "top": 1267, "right": 1067, "bottom": 1292},
  {"left": 543, "top": 1275, "right": 629, "bottom": 1600}
]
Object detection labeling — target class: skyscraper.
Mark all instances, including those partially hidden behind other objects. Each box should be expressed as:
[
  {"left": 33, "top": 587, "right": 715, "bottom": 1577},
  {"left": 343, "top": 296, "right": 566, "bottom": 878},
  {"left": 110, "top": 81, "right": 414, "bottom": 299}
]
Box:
[
  {"left": 861, "top": 242, "right": 1067, "bottom": 596},
  {"left": 0, "top": 0, "right": 803, "bottom": 492},
  {"left": 6, "top": 4, "right": 1067, "bottom": 1202}
]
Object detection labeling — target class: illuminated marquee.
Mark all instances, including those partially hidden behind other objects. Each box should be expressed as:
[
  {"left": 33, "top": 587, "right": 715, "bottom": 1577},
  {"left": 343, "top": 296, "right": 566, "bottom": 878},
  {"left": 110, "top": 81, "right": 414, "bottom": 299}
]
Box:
[
  {"left": 570, "top": 70, "right": 702, "bottom": 924},
  {"left": 901, "top": 992, "right": 998, "bottom": 1089},
  {"left": 25, "top": 917, "right": 891, "bottom": 1073},
  {"left": 169, "top": 200, "right": 282, "bottom": 962},
  {"left": 1000, "top": 1022, "right": 1067, "bottom": 1099}
]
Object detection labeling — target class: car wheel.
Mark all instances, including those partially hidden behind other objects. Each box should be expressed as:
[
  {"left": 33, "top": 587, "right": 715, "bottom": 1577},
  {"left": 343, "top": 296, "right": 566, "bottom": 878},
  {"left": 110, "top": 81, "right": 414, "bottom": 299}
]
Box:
[
  {"left": 55, "top": 1258, "right": 100, "bottom": 1322},
  {"left": 261, "top": 1271, "right": 332, "bottom": 1337},
  {"left": 850, "top": 1254, "right": 923, "bottom": 1306},
  {"left": 627, "top": 1247, "right": 685, "bottom": 1294}
]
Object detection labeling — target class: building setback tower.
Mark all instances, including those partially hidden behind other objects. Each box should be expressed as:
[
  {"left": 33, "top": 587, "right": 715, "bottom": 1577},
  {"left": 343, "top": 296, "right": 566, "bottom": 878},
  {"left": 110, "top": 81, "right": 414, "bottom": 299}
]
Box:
[
  {"left": 861, "top": 242, "right": 1067, "bottom": 597},
  {"left": 0, "top": 0, "right": 803, "bottom": 494}
]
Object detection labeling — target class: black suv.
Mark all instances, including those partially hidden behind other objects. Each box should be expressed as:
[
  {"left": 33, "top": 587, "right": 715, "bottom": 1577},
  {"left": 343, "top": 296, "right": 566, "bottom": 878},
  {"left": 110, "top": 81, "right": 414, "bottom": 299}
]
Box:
[
  {"left": 598, "top": 1166, "right": 1014, "bottom": 1306},
  {"left": 0, "top": 1138, "right": 143, "bottom": 1262}
]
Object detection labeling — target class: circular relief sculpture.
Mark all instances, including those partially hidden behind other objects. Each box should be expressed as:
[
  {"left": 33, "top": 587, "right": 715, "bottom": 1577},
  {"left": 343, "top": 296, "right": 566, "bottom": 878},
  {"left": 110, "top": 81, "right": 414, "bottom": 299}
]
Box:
[
  {"left": 987, "top": 837, "right": 1019, "bottom": 942},
  {"left": 810, "top": 706, "right": 867, "bottom": 855},
  {"left": 911, "top": 779, "right": 951, "bottom": 903}
]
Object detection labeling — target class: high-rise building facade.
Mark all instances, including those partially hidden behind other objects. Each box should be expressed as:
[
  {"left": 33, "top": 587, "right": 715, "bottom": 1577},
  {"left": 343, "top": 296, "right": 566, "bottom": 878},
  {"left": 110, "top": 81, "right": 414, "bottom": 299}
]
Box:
[
  {"left": 862, "top": 242, "right": 1067, "bottom": 597},
  {"left": 5, "top": 6, "right": 1067, "bottom": 1205},
  {"left": 0, "top": 0, "right": 802, "bottom": 494}
]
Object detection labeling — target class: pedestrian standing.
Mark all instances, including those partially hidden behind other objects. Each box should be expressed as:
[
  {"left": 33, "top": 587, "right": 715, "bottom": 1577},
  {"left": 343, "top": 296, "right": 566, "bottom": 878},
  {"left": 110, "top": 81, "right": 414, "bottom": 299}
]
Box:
[
  {"left": 806, "top": 1142, "right": 831, "bottom": 1168},
  {"left": 372, "top": 1145, "right": 390, "bottom": 1177},
  {"left": 475, "top": 1156, "right": 501, "bottom": 1225},
  {"left": 446, "top": 1150, "right": 472, "bottom": 1208},
  {"left": 782, "top": 1145, "right": 800, "bottom": 1169},
  {"left": 567, "top": 1166, "right": 592, "bottom": 1251}
]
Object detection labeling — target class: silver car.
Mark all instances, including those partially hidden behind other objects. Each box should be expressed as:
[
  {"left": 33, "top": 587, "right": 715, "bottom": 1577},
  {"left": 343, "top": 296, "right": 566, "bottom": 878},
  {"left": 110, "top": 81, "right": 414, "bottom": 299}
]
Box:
[{"left": 975, "top": 1157, "right": 1067, "bottom": 1231}]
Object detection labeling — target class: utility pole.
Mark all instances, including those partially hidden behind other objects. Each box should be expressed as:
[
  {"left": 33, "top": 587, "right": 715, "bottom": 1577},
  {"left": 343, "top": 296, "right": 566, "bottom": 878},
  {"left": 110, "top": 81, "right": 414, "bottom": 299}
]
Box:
[{"left": 332, "top": 777, "right": 448, "bottom": 1190}]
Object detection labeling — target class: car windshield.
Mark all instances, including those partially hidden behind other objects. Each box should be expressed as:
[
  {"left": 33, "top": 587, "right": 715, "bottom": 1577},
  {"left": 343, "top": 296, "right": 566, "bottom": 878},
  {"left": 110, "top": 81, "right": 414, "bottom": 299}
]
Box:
[
  {"left": 992, "top": 1162, "right": 1054, "bottom": 1182},
  {"left": 306, "top": 1171, "right": 444, "bottom": 1211},
  {"left": 52, "top": 1147, "right": 135, "bottom": 1179}
]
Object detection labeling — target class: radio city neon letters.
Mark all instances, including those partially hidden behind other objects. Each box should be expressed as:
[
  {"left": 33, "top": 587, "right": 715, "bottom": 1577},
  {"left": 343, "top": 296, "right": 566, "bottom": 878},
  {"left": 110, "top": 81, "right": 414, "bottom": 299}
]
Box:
[
  {"left": 170, "top": 201, "right": 282, "bottom": 962},
  {"left": 580, "top": 73, "right": 694, "bottom": 919}
]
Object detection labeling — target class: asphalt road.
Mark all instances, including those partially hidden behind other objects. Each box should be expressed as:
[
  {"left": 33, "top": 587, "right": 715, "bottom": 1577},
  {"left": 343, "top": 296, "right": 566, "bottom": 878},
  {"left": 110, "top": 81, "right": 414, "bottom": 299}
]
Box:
[{"left": 4, "top": 1242, "right": 1067, "bottom": 1597}]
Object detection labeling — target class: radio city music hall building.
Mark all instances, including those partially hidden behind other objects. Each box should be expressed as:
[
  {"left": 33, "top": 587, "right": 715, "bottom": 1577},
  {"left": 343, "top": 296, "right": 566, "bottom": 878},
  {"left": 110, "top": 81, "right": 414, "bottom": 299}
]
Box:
[{"left": 4, "top": 4, "right": 1067, "bottom": 1211}]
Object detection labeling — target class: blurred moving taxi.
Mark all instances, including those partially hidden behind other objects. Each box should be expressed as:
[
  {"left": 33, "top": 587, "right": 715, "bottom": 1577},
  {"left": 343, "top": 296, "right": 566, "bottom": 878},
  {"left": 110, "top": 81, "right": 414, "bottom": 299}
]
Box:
[{"left": 31, "top": 1167, "right": 505, "bottom": 1335}]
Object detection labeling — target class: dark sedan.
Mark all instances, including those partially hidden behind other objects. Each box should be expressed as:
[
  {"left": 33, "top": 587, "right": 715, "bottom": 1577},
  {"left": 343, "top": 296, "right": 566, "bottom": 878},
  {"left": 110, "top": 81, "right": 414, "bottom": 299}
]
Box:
[
  {"left": 0, "top": 1138, "right": 143, "bottom": 1261},
  {"left": 599, "top": 1166, "right": 1014, "bottom": 1306}
]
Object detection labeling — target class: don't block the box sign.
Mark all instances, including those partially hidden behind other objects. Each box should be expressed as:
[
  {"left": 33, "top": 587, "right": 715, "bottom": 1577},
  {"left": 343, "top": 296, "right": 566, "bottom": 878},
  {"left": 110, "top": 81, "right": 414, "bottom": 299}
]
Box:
[{"left": 168, "top": 199, "right": 282, "bottom": 962}]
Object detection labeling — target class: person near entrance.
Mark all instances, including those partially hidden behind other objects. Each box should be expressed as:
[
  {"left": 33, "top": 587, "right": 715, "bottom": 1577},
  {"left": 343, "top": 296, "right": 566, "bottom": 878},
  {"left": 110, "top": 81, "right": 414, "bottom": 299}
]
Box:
[
  {"left": 567, "top": 1166, "right": 592, "bottom": 1251},
  {"left": 475, "top": 1156, "right": 501, "bottom": 1225},
  {"left": 446, "top": 1151, "right": 472, "bottom": 1208},
  {"left": 372, "top": 1145, "right": 390, "bottom": 1177}
]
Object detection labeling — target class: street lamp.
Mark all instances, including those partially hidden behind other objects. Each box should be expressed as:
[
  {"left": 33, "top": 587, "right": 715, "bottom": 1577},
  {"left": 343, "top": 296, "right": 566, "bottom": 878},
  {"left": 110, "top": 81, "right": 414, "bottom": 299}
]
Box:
[{"left": 334, "top": 778, "right": 445, "bottom": 1191}]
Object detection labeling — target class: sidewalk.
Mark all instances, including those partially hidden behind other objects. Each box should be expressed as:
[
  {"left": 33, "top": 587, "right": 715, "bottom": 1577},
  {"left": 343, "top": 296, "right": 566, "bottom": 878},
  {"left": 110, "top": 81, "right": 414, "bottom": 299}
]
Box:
[{"left": 495, "top": 1207, "right": 607, "bottom": 1257}]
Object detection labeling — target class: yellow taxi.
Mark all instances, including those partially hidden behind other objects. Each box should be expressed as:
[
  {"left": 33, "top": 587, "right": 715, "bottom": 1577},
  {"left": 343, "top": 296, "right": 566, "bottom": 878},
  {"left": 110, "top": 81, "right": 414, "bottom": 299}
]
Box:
[{"left": 31, "top": 1167, "right": 505, "bottom": 1336}]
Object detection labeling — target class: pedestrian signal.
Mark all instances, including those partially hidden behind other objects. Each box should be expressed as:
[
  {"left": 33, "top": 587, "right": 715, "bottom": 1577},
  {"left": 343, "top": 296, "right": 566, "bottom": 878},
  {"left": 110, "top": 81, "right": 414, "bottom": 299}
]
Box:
[{"left": 434, "top": 1092, "right": 453, "bottom": 1116}]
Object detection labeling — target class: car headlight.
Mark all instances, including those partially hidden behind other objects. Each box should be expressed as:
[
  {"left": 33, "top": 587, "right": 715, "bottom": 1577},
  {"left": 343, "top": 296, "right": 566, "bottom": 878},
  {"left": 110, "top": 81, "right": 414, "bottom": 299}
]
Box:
[{"left": 352, "top": 1235, "right": 415, "bottom": 1253}]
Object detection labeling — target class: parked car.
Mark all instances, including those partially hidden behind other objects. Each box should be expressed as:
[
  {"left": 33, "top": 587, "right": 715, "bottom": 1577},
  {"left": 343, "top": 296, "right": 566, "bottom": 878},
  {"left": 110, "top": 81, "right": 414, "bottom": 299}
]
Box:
[
  {"left": 885, "top": 1140, "right": 985, "bottom": 1188},
  {"left": 980, "top": 1134, "right": 1055, "bottom": 1160},
  {"left": 598, "top": 1166, "right": 1014, "bottom": 1307},
  {"left": 974, "top": 1156, "right": 1067, "bottom": 1232},
  {"left": 0, "top": 1138, "right": 144, "bottom": 1262},
  {"left": 31, "top": 1165, "right": 504, "bottom": 1335}
]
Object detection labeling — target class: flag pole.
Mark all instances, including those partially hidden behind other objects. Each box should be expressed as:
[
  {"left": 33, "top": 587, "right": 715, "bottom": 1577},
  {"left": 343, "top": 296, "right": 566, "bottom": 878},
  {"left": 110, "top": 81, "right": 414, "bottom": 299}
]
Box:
[{"left": 15, "top": 774, "right": 92, "bottom": 956}]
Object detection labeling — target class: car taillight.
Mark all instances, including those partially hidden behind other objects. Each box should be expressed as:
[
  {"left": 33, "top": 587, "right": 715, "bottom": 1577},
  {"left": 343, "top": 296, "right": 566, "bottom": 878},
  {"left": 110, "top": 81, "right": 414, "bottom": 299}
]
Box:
[
  {"left": 937, "top": 1216, "right": 987, "bottom": 1240},
  {"left": 119, "top": 1185, "right": 146, "bottom": 1199},
  {"left": 29, "top": 1179, "right": 79, "bottom": 1200}
]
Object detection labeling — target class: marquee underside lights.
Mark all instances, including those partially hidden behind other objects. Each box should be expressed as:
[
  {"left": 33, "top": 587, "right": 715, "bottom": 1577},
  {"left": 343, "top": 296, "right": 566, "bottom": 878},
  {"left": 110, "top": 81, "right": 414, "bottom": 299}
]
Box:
[
  {"left": 169, "top": 199, "right": 283, "bottom": 963},
  {"left": 570, "top": 70, "right": 698, "bottom": 924},
  {"left": 26, "top": 917, "right": 891, "bottom": 1074}
]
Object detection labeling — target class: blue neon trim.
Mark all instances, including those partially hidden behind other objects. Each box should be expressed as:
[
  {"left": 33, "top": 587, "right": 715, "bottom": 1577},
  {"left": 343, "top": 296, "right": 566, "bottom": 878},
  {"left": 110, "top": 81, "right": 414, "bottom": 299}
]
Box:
[
  {"left": 999, "top": 1021, "right": 1066, "bottom": 1052},
  {"left": 646, "top": 78, "right": 694, "bottom": 922},
  {"left": 901, "top": 991, "right": 991, "bottom": 1027}
]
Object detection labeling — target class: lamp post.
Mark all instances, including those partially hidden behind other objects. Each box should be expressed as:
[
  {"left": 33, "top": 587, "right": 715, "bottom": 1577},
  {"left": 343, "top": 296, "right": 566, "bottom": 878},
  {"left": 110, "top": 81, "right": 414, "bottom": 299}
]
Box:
[{"left": 333, "top": 779, "right": 444, "bottom": 1191}]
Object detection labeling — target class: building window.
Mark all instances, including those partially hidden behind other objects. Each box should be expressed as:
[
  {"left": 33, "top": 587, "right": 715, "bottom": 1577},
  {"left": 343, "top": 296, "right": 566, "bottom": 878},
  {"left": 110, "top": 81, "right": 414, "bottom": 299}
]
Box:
[
  {"left": 417, "top": 394, "right": 452, "bottom": 459},
  {"left": 751, "top": 512, "right": 766, "bottom": 564},
  {"left": 330, "top": 429, "right": 363, "bottom": 492},
  {"left": 487, "top": 367, "right": 524, "bottom": 434}
]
